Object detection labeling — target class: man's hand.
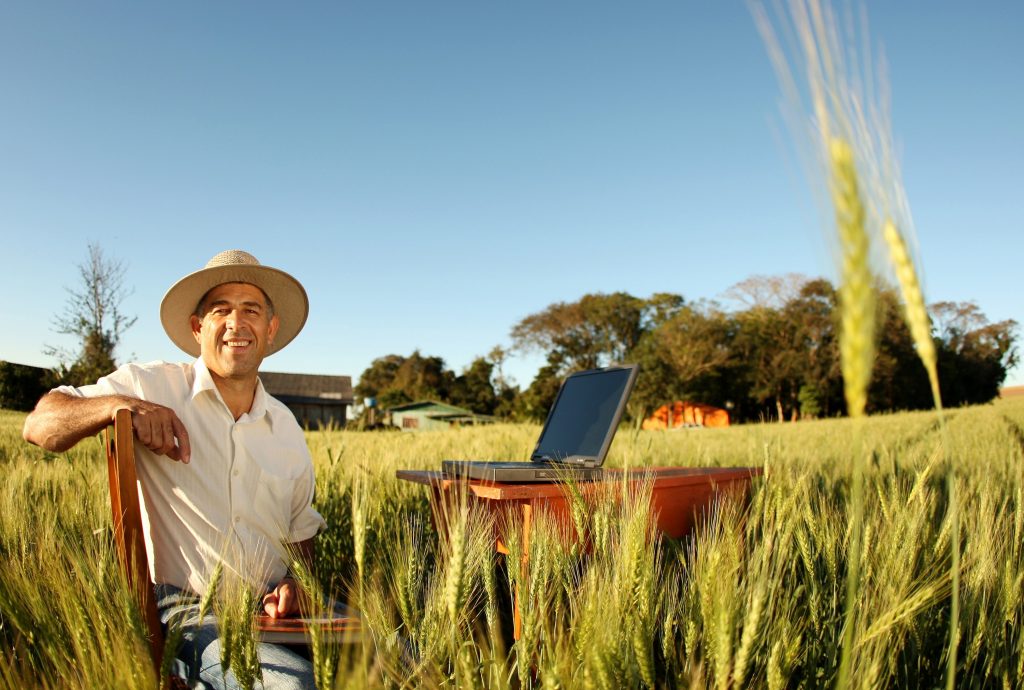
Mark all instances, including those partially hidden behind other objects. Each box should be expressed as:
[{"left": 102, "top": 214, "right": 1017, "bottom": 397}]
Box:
[
  {"left": 263, "top": 577, "right": 303, "bottom": 619},
  {"left": 118, "top": 399, "right": 192, "bottom": 463}
]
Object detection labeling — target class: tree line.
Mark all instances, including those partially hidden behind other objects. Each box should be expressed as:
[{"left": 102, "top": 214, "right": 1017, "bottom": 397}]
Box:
[
  {"left": 4, "top": 245, "right": 1017, "bottom": 424},
  {"left": 355, "top": 275, "right": 1018, "bottom": 424}
]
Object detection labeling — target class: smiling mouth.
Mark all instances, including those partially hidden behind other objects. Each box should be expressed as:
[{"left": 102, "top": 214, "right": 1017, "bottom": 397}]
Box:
[{"left": 224, "top": 339, "right": 252, "bottom": 348}]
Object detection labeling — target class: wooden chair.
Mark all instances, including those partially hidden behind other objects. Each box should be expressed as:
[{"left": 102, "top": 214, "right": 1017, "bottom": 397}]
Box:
[
  {"left": 105, "top": 408, "right": 167, "bottom": 678},
  {"left": 105, "top": 408, "right": 361, "bottom": 681}
]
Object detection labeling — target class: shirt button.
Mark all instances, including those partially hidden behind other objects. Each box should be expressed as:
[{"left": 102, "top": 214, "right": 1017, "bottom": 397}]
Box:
[
  {"left": 233, "top": 469, "right": 240, "bottom": 477},
  {"left": 234, "top": 516, "right": 241, "bottom": 523}
]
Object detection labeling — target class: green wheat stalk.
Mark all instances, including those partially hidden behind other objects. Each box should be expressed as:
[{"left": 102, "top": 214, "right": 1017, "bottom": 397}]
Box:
[
  {"left": 829, "top": 135, "right": 874, "bottom": 690},
  {"left": 881, "top": 217, "right": 959, "bottom": 688}
]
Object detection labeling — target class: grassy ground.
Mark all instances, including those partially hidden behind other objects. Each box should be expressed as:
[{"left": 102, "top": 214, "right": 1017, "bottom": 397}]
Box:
[{"left": 1, "top": 401, "right": 1022, "bottom": 689}]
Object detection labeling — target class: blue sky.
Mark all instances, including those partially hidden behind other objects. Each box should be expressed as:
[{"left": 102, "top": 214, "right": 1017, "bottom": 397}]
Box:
[{"left": 2, "top": 1, "right": 1021, "bottom": 390}]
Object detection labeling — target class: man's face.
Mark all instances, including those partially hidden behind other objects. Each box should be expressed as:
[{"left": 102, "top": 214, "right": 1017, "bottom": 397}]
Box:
[{"left": 191, "top": 282, "right": 279, "bottom": 381}]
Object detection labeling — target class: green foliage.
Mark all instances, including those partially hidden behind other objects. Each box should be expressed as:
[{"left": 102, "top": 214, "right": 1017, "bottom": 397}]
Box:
[
  {"left": 516, "top": 353, "right": 568, "bottom": 422},
  {"left": 797, "top": 385, "right": 822, "bottom": 419},
  {"left": 345, "top": 280, "right": 1013, "bottom": 427},
  {"left": 511, "top": 291, "right": 651, "bottom": 373},
  {"left": 354, "top": 351, "right": 450, "bottom": 409},
  {"left": 0, "top": 361, "right": 53, "bottom": 412},
  {"left": 354, "top": 350, "right": 520, "bottom": 422},
  {"left": 509, "top": 280, "right": 1017, "bottom": 423},
  {"left": 448, "top": 357, "right": 500, "bottom": 415},
  {"left": 45, "top": 244, "right": 137, "bottom": 387},
  {"left": 931, "top": 301, "right": 1019, "bottom": 406}
]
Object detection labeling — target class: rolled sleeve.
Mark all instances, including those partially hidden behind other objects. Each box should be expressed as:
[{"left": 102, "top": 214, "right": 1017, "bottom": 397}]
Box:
[{"left": 53, "top": 365, "right": 140, "bottom": 399}]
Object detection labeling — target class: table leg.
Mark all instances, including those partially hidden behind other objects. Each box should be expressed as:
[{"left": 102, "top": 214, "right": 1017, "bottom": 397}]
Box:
[{"left": 512, "top": 502, "right": 532, "bottom": 641}]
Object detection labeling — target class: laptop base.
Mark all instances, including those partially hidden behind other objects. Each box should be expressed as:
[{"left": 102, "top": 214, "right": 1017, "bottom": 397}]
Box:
[{"left": 442, "top": 460, "right": 603, "bottom": 484}]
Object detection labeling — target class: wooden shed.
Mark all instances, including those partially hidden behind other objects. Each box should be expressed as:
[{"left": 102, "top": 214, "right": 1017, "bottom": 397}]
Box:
[
  {"left": 259, "top": 371, "right": 354, "bottom": 429},
  {"left": 388, "top": 401, "right": 494, "bottom": 431}
]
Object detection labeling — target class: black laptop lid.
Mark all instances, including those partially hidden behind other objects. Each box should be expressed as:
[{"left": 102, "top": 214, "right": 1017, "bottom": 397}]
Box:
[{"left": 530, "top": 364, "right": 639, "bottom": 466}]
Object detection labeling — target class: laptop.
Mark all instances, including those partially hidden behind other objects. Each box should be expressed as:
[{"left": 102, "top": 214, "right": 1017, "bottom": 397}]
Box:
[{"left": 441, "top": 364, "right": 639, "bottom": 483}]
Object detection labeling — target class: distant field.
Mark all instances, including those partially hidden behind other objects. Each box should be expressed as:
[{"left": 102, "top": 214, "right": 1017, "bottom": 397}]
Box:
[
  {"left": 1, "top": 401, "right": 1022, "bottom": 689},
  {"left": 1001, "top": 385, "right": 1024, "bottom": 399}
]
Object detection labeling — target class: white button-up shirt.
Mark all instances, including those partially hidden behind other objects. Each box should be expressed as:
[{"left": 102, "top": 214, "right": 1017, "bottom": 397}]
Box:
[{"left": 58, "top": 359, "right": 326, "bottom": 594}]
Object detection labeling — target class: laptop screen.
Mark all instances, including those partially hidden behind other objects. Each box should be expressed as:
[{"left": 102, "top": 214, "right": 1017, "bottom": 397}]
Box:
[{"left": 532, "top": 366, "right": 636, "bottom": 463}]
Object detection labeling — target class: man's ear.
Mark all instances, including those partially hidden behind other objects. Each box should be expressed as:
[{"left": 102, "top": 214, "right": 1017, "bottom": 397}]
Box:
[
  {"left": 267, "top": 314, "right": 280, "bottom": 345},
  {"left": 190, "top": 315, "right": 203, "bottom": 345}
]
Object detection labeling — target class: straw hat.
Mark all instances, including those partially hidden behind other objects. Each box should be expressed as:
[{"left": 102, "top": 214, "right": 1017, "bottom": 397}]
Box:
[{"left": 160, "top": 250, "right": 308, "bottom": 358}]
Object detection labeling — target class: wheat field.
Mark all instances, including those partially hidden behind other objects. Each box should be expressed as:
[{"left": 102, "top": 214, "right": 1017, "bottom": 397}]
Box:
[{"left": 1, "top": 400, "right": 1022, "bottom": 689}]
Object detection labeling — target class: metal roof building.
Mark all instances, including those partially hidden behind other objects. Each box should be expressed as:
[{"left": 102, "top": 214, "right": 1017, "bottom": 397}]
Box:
[
  {"left": 387, "top": 400, "right": 494, "bottom": 431},
  {"left": 259, "top": 371, "right": 353, "bottom": 429}
]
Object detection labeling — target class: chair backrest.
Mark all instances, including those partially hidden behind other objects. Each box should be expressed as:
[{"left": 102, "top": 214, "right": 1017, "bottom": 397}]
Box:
[{"left": 106, "top": 408, "right": 165, "bottom": 674}]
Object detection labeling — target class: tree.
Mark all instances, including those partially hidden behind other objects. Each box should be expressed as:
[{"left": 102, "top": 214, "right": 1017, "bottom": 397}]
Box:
[
  {"left": 655, "top": 302, "right": 733, "bottom": 384},
  {"left": 723, "top": 275, "right": 819, "bottom": 421},
  {"left": 784, "top": 279, "right": 842, "bottom": 417},
  {"left": 868, "top": 287, "right": 933, "bottom": 412},
  {"left": 47, "top": 244, "right": 137, "bottom": 386},
  {"left": 723, "top": 273, "right": 810, "bottom": 310},
  {"left": 355, "top": 349, "right": 521, "bottom": 421},
  {"left": 390, "top": 351, "right": 452, "bottom": 404},
  {"left": 517, "top": 352, "right": 568, "bottom": 422},
  {"left": 641, "top": 292, "right": 687, "bottom": 330},
  {"left": 510, "top": 292, "right": 649, "bottom": 374},
  {"left": 511, "top": 292, "right": 684, "bottom": 420},
  {"left": 354, "top": 351, "right": 454, "bottom": 411},
  {"left": 485, "top": 346, "right": 520, "bottom": 418},
  {"left": 731, "top": 305, "right": 804, "bottom": 421},
  {"left": 448, "top": 357, "right": 498, "bottom": 415},
  {"left": 636, "top": 301, "right": 736, "bottom": 417},
  {"left": 353, "top": 354, "right": 405, "bottom": 407},
  {"left": 0, "top": 361, "right": 54, "bottom": 411},
  {"left": 931, "top": 302, "right": 1018, "bottom": 406},
  {"left": 446, "top": 352, "right": 522, "bottom": 418}
]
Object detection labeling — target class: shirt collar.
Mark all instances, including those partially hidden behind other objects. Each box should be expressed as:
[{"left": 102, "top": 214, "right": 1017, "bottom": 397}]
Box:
[
  {"left": 190, "top": 357, "right": 218, "bottom": 400},
  {"left": 249, "top": 377, "right": 270, "bottom": 423},
  {"left": 190, "top": 358, "right": 271, "bottom": 426}
]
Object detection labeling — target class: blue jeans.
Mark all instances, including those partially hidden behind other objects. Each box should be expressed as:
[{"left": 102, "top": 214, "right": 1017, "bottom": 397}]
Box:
[{"left": 155, "top": 584, "right": 315, "bottom": 690}]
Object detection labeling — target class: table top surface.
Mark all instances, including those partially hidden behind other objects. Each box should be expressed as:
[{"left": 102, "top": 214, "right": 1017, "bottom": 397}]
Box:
[{"left": 396, "top": 466, "right": 762, "bottom": 500}]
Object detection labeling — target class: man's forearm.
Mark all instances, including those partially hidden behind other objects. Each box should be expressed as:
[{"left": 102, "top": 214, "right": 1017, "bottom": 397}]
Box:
[{"left": 22, "top": 391, "right": 125, "bottom": 452}]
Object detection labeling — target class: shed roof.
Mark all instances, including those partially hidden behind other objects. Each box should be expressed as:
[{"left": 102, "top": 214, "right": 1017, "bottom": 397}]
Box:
[
  {"left": 427, "top": 412, "right": 495, "bottom": 423},
  {"left": 387, "top": 400, "right": 472, "bottom": 415},
  {"left": 259, "top": 371, "right": 353, "bottom": 403}
]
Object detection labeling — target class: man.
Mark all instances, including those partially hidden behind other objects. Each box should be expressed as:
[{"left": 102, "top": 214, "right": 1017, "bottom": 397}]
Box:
[{"left": 23, "top": 250, "right": 324, "bottom": 689}]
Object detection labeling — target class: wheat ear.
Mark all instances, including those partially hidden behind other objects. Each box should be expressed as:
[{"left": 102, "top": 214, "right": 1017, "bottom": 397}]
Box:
[
  {"left": 830, "top": 137, "right": 876, "bottom": 418},
  {"left": 882, "top": 219, "right": 941, "bottom": 408}
]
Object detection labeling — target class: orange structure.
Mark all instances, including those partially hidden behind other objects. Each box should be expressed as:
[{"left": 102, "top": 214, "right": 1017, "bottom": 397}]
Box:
[{"left": 642, "top": 401, "right": 730, "bottom": 429}]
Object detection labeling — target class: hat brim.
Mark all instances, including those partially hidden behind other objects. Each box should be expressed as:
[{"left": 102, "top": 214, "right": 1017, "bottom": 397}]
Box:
[{"left": 160, "top": 264, "right": 308, "bottom": 358}]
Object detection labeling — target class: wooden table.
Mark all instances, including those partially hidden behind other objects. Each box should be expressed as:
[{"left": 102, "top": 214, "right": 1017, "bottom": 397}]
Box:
[{"left": 397, "top": 466, "right": 762, "bottom": 638}]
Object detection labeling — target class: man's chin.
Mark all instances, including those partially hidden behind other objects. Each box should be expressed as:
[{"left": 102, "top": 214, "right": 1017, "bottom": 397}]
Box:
[{"left": 211, "top": 359, "right": 261, "bottom": 379}]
